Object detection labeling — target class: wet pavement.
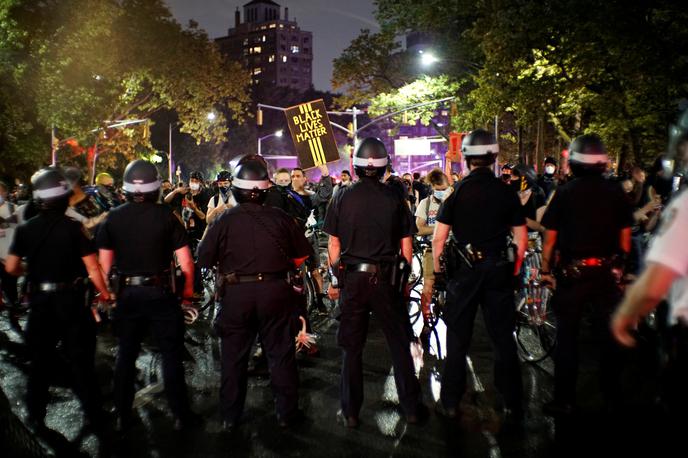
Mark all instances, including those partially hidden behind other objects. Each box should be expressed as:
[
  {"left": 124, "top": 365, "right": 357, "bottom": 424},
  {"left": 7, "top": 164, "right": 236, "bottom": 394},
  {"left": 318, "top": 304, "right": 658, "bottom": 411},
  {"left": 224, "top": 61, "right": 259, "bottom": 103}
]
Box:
[{"left": 0, "top": 298, "right": 680, "bottom": 457}]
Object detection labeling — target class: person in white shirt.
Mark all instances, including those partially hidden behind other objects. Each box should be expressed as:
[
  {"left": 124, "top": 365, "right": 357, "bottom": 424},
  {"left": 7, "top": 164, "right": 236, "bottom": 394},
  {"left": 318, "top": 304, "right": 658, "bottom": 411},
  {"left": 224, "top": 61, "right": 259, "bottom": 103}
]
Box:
[
  {"left": 612, "top": 189, "right": 688, "bottom": 413},
  {"left": 206, "top": 170, "right": 237, "bottom": 225},
  {"left": 414, "top": 169, "right": 452, "bottom": 324}
]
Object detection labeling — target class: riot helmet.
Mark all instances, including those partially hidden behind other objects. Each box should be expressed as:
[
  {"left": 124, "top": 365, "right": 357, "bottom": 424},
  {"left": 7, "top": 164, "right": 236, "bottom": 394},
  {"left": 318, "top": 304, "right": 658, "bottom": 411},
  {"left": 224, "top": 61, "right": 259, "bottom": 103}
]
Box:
[
  {"left": 231, "top": 159, "right": 270, "bottom": 204},
  {"left": 462, "top": 129, "right": 499, "bottom": 168},
  {"left": 31, "top": 167, "right": 72, "bottom": 211},
  {"left": 353, "top": 137, "right": 388, "bottom": 179},
  {"left": 568, "top": 134, "right": 608, "bottom": 177},
  {"left": 122, "top": 159, "right": 160, "bottom": 203}
]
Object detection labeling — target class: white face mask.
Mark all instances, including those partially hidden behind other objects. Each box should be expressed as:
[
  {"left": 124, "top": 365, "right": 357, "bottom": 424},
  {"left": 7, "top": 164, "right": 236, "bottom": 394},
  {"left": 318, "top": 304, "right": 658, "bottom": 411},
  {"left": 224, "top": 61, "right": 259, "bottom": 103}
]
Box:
[
  {"left": 189, "top": 182, "right": 200, "bottom": 191},
  {"left": 545, "top": 165, "right": 556, "bottom": 175},
  {"left": 434, "top": 190, "right": 447, "bottom": 200}
]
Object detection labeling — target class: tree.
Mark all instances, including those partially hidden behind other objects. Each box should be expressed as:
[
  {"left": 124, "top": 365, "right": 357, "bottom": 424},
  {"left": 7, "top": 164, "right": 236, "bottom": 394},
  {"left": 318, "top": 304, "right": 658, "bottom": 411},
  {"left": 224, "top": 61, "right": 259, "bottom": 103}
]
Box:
[
  {"left": 332, "top": 29, "right": 409, "bottom": 108},
  {"left": 334, "top": 0, "right": 688, "bottom": 168},
  {"left": 0, "top": 0, "right": 251, "bottom": 179},
  {"left": 368, "top": 75, "right": 462, "bottom": 138}
]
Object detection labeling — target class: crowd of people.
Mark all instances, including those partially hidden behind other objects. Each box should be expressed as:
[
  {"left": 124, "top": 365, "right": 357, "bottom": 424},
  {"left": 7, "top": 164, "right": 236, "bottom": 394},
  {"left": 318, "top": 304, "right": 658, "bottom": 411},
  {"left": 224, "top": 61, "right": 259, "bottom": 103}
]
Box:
[{"left": 0, "top": 127, "right": 687, "bottom": 445}]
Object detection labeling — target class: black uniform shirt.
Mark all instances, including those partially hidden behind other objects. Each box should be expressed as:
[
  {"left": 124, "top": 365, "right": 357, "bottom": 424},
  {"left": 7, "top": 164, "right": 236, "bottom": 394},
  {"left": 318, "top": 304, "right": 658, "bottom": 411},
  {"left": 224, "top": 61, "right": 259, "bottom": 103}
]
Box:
[
  {"left": 541, "top": 175, "right": 634, "bottom": 261},
  {"left": 96, "top": 202, "right": 189, "bottom": 275},
  {"left": 323, "top": 178, "right": 413, "bottom": 264},
  {"left": 197, "top": 202, "right": 312, "bottom": 275},
  {"left": 436, "top": 167, "right": 525, "bottom": 254},
  {"left": 9, "top": 211, "right": 94, "bottom": 282}
]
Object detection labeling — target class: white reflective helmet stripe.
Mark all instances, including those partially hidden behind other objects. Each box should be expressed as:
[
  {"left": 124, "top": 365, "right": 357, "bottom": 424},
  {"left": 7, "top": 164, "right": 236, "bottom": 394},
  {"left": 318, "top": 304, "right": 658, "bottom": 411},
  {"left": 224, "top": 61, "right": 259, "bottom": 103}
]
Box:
[
  {"left": 33, "top": 185, "right": 70, "bottom": 200},
  {"left": 462, "top": 143, "right": 499, "bottom": 156},
  {"left": 122, "top": 179, "right": 161, "bottom": 193},
  {"left": 232, "top": 177, "right": 270, "bottom": 190},
  {"left": 352, "top": 156, "right": 388, "bottom": 167},
  {"left": 569, "top": 151, "right": 609, "bottom": 164}
]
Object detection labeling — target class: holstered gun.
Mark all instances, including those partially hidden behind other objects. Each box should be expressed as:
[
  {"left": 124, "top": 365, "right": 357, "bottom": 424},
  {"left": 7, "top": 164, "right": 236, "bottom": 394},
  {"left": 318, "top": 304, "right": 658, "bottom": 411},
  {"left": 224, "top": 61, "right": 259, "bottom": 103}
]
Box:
[
  {"left": 109, "top": 268, "right": 121, "bottom": 295},
  {"left": 390, "top": 256, "right": 411, "bottom": 295}
]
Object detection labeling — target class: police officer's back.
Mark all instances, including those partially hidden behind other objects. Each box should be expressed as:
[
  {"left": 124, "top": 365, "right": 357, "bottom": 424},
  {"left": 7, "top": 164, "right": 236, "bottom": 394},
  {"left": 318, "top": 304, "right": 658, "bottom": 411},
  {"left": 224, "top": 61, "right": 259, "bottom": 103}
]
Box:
[
  {"left": 540, "top": 135, "right": 633, "bottom": 416},
  {"left": 323, "top": 137, "right": 424, "bottom": 428},
  {"left": 432, "top": 129, "right": 527, "bottom": 422},
  {"left": 5, "top": 167, "right": 111, "bottom": 430},
  {"left": 197, "top": 158, "right": 312, "bottom": 430},
  {"left": 96, "top": 159, "right": 196, "bottom": 432}
]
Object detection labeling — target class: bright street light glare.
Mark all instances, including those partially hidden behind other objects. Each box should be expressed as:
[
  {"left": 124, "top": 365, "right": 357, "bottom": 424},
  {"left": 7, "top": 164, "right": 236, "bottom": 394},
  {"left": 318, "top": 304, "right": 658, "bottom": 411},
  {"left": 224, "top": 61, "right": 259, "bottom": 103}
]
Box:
[
  {"left": 421, "top": 53, "right": 439, "bottom": 66},
  {"left": 275, "top": 130, "right": 283, "bottom": 137},
  {"left": 207, "top": 112, "right": 217, "bottom": 121}
]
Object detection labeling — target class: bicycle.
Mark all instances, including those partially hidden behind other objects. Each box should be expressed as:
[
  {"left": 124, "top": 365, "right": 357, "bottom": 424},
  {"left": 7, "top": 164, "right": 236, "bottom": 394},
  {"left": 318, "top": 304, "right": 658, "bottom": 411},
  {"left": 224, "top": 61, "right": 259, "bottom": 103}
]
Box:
[
  {"left": 514, "top": 234, "right": 557, "bottom": 363},
  {"left": 408, "top": 237, "right": 446, "bottom": 360}
]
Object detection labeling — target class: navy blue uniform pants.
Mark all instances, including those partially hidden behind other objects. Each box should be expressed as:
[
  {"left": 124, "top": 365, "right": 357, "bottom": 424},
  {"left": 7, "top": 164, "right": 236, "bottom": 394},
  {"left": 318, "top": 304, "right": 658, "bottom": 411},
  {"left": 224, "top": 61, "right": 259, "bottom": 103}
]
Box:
[
  {"left": 25, "top": 290, "right": 101, "bottom": 422},
  {"left": 441, "top": 260, "right": 522, "bottom": 411},
  {"left": 337, "top": 272, "right": 421, "bottom": 417},
  {"left": 113, "top": 286, "right": 190, "bottom": 420},
  {"left": 551, "top": 269, "right": 625, "bottom": 405},
  {"left": 214, "top": 279, "right": 298, "bottom": 422}
]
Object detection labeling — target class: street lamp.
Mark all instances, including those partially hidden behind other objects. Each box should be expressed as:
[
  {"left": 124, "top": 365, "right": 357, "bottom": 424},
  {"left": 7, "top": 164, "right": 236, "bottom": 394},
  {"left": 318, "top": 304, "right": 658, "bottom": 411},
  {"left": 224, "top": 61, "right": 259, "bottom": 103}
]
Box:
[
  {"left": 420, "top": 51, "right": 439, "bottom": 67},
  {"left": 258, "top": 129, "right": 283, "bottom": 155},
  {"left": 168, "top": 112, "right": 217, "bottom": 182}
]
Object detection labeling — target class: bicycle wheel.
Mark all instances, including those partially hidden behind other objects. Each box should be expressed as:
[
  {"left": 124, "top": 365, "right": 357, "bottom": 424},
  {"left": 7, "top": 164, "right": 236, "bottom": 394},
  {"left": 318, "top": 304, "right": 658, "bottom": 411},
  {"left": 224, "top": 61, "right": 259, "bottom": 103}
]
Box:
[{"left": 514, "top": 296, "right": 557, "bottom": 363}]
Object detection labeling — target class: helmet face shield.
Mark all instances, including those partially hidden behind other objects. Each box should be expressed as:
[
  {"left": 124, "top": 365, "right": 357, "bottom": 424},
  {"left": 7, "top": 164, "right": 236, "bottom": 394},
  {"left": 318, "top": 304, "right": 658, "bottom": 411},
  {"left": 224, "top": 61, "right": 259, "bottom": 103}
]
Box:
[{"left": 353, "top": 137, "right": 388, "bottom": 178}]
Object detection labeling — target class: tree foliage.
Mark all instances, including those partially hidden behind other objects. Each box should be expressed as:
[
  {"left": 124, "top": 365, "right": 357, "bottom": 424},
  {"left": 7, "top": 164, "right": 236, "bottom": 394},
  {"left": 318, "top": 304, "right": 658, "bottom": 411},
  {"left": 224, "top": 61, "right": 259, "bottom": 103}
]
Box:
[
  {"left": 333, "top": 0, "right": 688, "bottom": 166},
  {"left": 0, "top": 0, "right": 251, "bottom": 179}
]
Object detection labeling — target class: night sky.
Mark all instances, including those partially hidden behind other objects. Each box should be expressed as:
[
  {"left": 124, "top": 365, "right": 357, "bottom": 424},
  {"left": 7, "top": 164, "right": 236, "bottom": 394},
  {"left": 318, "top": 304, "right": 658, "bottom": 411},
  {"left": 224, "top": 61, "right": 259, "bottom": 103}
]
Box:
[{"left": 165, "top": 0, "right": 379, "bottom": 92}]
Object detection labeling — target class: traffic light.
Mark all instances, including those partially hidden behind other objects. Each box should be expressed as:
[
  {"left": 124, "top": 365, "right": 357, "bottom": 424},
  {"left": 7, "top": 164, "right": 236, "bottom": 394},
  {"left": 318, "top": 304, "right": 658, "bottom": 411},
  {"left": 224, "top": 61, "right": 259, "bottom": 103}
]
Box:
[{"left": 256, "top": 107, "right": 263, "bottom": 126}]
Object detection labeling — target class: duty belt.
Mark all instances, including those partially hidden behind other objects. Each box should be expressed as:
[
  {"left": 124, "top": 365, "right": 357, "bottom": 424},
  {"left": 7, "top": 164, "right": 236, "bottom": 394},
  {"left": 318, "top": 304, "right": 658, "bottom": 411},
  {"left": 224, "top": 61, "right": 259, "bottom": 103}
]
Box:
[
  {"left": 568, "top": 257, "right": 611, "bottom": 268},
  {"left": 122, "top": 274, "right": 171, "bottom": 287},
  {"left": 345, "top": 263, "right": 380, "bottom": 274},
  {"left": 559, "top": 257, "right": 613, "bottom": 278},
  {"left": 222, "top": 272, "right": 287, "bottom": 285}
]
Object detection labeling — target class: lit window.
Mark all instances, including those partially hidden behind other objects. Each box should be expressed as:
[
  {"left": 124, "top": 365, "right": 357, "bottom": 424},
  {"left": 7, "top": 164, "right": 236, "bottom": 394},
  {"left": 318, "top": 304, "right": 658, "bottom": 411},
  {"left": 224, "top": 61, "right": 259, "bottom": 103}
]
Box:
[
  {"left": 270, "top": 24, "right": 277, "bottom": 28},
  {"left": 243, "top": 38, "right": 248, "bottom": 45},
  {"left": 282, "top": 55, "right": 287, "bottom": 63},
  {"left": 268, "top": 54, "right": 275, "bottom": 62},
  {"left": 279, "top": 24, "right": 284, "bottom": 28},
  {"left": 291, "top": 45, "right": 299, "bottom": 54},
  {"left": 253, "top": 68, "right": 262, "bottom": 75},
  {"left": 262, "top": 35, "right": 266, "bottom": 42},
  {"left": 251, "top": 46, "right": 262, "bottom": 54}
]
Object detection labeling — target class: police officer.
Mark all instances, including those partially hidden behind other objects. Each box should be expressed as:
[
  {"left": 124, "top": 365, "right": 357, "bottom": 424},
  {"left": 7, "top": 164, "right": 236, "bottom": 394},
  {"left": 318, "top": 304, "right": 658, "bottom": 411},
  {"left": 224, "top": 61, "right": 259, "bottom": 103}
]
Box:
[
  {"left": 324, "top": 137, "right": 425, "bottom": 428},
  {"left": 197, "top": 158, "right": 312, "bottom": 431},
  {"left": 96, "top": 159, "right": 197, "bottom": 431},
  {"left": 612, "top": 113, "right": 688, "bottom": 416},
  {"left": 540, "top": 134, "right": 634, "bottom": 416},
  {"left": 432, "top": 129, "right": 527, "bottom": 422},
  {"left": 4, "top": 167, "right": 111, "bottom": 431}
]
